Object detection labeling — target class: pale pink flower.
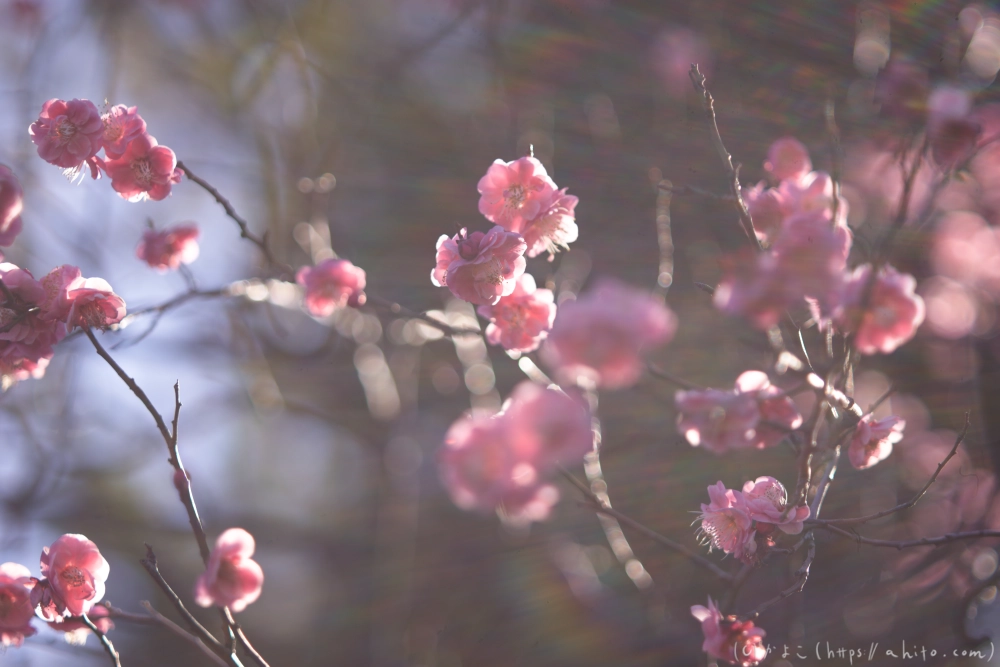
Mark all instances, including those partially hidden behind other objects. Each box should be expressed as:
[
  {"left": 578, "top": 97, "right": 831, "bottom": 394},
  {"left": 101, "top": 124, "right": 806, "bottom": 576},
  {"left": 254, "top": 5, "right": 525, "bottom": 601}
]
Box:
[
  {"left": 698, "top": 482, "right": 756, "bottom": 562},
  {"left": 438, "top": 412, "right": 529, "bottom": 513},
  {"left": 927, "top": 86, "right": 980, "bottom": 167},
  {"left": 741, "top": 476, "right": 810, "bottom": 534},
  {"left": 194, "top": 528, "right": 264, "bottom": 613},
  {"left": 676, "top": 388, "right": 760, "bottom": 454},
  {"left": 764, "top": 136, "right": 812, "bottom": 183},
  {"left": 37, "top": 534, "right": 109, "bottom": 618},
  {"left": 741, "top": 182, "right": 785, "bottom": 244},
  {"left": 37, "top": 264, "right": 81, "bottom": 322},
  {"left": 496, "top": 484, "right": 560, "bottom": 527},
  {"left": 296, "top": 258, "right": 367, "bottom": 316},
  {"left": 0, "top": 165, "right": 24, "bottom": 247},
  {"left": 136, "top": 224, "right": 200, "bottom": 272},
  {"left": 651, "top": 27, "right": 712, "bottom": 97},
  {"left": 713, "top": 252, "right": 790, "bottom": 330},
  {"left": 503, "top": 381, "right": 593, "bottom": 469},
  {"left": 103, "top": 133, "right": 182, "bottom": 202},
  {"left": 477, "top": 157, "right": 557, "bottom": 232},
  {"left": 48, "top": 604, "right": 113, "bottom": 646},
  {"left": 691, "top": 597, "right": 768, "bottom": 666},
  {"left": 100, "top": 105, "right": 146, "bottom": 159},
  {"left": 770, "top": 208, "right": 852, "bottom": 310},
  {"left": 735, "top": 371, "right": 803, "bottom": 449},
  {"left": 834, "top": 264, "right": 925, "bottom": 355},
  {"left": 477, "top": 273, "right": 556, "bottom": 353},
  {"left": 431, "top": 226, "right": 527, "bottom": 306},
  {"left": 0, "top": 263, "right": 68, "bottom": 384},
  {"left": 28, "top": 98, "right": 104, "bottom": 176},
  {"left": 541, "top": 279, "right": 676, "bottom": 390},
  {"left": 521, "top": 189, "right": 579, "bottom": 258},
  {"left": 849, "top": 414, "right": 905, "bottom": 470},
  {"left": 66, "top": 277, "right": 126, "bottom": 330},
  {"left": 930, "top": 211, "right": 1000, "bottom": 293},
  {"left": 778, "top": 171, "right": 849, "bottom": 226},
  {"left": 0, "top": 562, "right": 36, "bottom": 647}
]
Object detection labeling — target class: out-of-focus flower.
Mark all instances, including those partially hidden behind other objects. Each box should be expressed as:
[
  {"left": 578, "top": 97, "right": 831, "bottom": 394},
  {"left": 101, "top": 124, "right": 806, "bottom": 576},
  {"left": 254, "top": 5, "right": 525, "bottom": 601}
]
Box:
[
  {"left": 927, "top": 86, "right": 981, "bottom": 168},
  {"left": 194, "top": 528, "right": 264, "bottom": 613},
  {"left": 503, "top": 381, "right": 592, "bottom": 468},
  {"left": 477, "top": 273, "right": 556, "bottom": 353},
  {"left": 541, "top": 279, "right": 676, "bottom": 390},
  {"left": 296, "top": 258, "right": 367, "bottom": 316},
  {"left": 521, "top": 188, "right": 579, "bottom": 258},
  {"left": 66, "top": 277, "right": 126, "bottom": 331},
  {"left": 0, "top": 562, "right": 36, "bottom": 647},
  {"left": 477, "top": 157, "right": 557, "bottom": 232},
  {"left": 0, "top": 165, "right": 24, "bottom": 247},
  {"left": 100, "top": 105, "right": 146, "bottom": 159},
  {"left": 691, "top": 598, "right": 768, "bottom": 666},
  {"left": 676, "top": 388, "right": 760, "bottom": 454},
  {"left": 103, "top": 133, "right": 182, "bottom": 201},
  {"left": 741, "top": 476, "right": 809, "bottom": 534},
  {"left": 834, "top": 264, "right": 925, "bottom": 355},
  {"left": 764, "top": 137, "right": 812, "bottom": 183},
  {"left": 849, "top": 414, "right": 905, "bottom": 470},
  {"left": 651, "top": 27, "right": 712, "bottom": 97},
  {"left": 36, "top": 534, "right": 109, "bottom": 618},
  {"left": 28, "top": 98, "right": 104, "bottom": 177},
  {"left": 136, "top": 224, "right": 200, "bottom": 272},
  {"left": 431, "top": 226, "right": 527, "bottom": 306},
  {"left": 875, "top": 58, "right": 930, "bottom": 123},
  {"left": 698, "top": 482, "right": 756, "bottom": 562},
  {"left": 742, "top": 183, "right": 786, "bottom": 244},
  {"left": 47, "top": 604, "right": 113, "bottom": 646}
]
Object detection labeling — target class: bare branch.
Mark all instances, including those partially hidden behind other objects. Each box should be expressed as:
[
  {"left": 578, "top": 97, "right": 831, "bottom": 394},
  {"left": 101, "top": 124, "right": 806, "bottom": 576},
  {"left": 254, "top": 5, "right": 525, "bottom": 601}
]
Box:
[
  {"left": 812, "top": 522, "right": 1000, "bottom": 549},
  {"left": 80, "top": 613, "right": 122, "bottom": 667},
  {"left": 366, "top": 294, "right": 481, "bottom": 337},
  {"left": 741, "top": 534, "right": 816, "bottom": 620}
]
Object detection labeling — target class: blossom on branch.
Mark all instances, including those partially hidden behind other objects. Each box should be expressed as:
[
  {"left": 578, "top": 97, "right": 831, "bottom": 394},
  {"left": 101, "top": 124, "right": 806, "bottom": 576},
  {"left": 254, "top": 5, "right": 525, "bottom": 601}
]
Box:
[
  {"left": 137, "top": 223, "right": 201, "bottom": 272},
  {"left": 741, "top": 476, "right": 810, "bottom": 534},
  {"left": 0, "top": 165, "right": 24, "bottom": 248},
  {"left": 477, "top": 156, "right": 557, "bottom": 232},
  {"left": 697, "top": 482, "right": 757, "bottom": 562},
  {"left": 194, "top": 528, "right": 264, "bottom": 613},
  {"left": 833, "top": 264, "right": 925, "bottom": 355},
  {"left": 296, "top": 258, "right": 367, "bottom": 316},
  {"left": 28, "top": 98, "right": 104, "bottom": 179},
  {"left": 49, "top": 605, "right": 113, "bottom": 646},
  {"left": 521, "top": 188, "right": 579, "bottom": 259},
  {"left": 849, "top": 414, "right": 906, "bottom": 470},
  {"left": 541, "top": 279, "right": 676, "bottom": 390},
  {"left": 66, "top": 277, "right": 126, "bottom": 331},
  {"left": 103, "top": 133, "right": 182, "bottom": 202},
  {"left": 764, "top": 136, "right": 812, "bottom": 183},
  {"left": 477, "top": 273, "right": 556, "bottom": 353},
  {"left": 0, "top": 263, "right": 71, "bottom": 385},
  {"left": 34, "top": 534, "right": 109, "bottom": 619},
  {"left": 431, "top": 225, "right": 527, "bottom": 306},
  {"left": 0, "top": 562, "right": 36, "bottom": 647},
  {"left": 100, "top": 104, "right": 146, "bottom": 160},
  {"left": 691, "top": 597, "right": 768, "bottom": 666}
]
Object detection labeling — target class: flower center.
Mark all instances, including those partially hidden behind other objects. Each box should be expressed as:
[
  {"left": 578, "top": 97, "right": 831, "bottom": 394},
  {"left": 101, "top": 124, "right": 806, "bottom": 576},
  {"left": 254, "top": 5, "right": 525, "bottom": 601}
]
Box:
[
  {"left": 55, "top": 119, "right": 77, "bottom": 143},
  {"left": 61, "top": 565, "right": 86, "bottom": 587},
  {"left": 503, "top": 184, "right": 527, "bottom": 211},
  {"left": 103, "top": 115, "right": 124, "bottom": 142},
  {"left": 131, "top": 159, "right": 154, "bottom": 186}
]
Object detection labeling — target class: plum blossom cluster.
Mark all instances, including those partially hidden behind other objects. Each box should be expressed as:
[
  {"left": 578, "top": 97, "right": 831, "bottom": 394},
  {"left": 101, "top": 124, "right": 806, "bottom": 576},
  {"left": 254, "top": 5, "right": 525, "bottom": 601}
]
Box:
[
  {"left": 30, "top": 98, "right": 182, "bottom": 201},
  {"left": 697, "top": 477, "right": 809, "bottom": 565},
  {"left": 439, "top": 381, "right": 593, "bottom": 525},
  {"left": 0, "top": 263, "right": 125, "bottom": 387},
  {"left": 691, "top": 598, "right": 768, "bottom": 666},
  {"left": 296, "top": 258, "right": 367, "bottom": 317},
  {"left": 849, "top": 413, "right": 906, "bottom": 470},
  {"left": 137, "top": 223, "right": 200, "bottom": 272},
  {"left": 675, "top": 371, "right": 802, "bottom": 454},
  {"left": 194, "top": 528, "right": 265, "bottom": 613},
  {"left": 716, "top": 138, "right": 924, "bottom": 355}
]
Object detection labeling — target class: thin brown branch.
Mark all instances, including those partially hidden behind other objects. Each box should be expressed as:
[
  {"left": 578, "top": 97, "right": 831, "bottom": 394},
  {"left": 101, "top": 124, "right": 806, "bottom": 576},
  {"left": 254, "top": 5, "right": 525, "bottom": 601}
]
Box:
[
  {"left": 688, "top": 64, "right": 763, "bottom": 251},
  {"left": 813, "top": 522, "right": 1000, "bottom": 548},
  {"left": 741, "top": 534, "right": 816, "bottom": 620},
  {"left": 366, "top": 294, "right": 481, "bottom": 337},
  {"left": 140, "top": 602, "right": 230, "bottom": 667},
  {"left": 645, "top": 364, "right": 704, "bottom": 390},
  {"left": 80, "top": 612, "right": 122, "bottom": 667},
  {"left": 656, "top": 181, "right": 734, "bottom": 200},
  {"left": 811, "top": 413, "right": 969, "bottom": 527}
]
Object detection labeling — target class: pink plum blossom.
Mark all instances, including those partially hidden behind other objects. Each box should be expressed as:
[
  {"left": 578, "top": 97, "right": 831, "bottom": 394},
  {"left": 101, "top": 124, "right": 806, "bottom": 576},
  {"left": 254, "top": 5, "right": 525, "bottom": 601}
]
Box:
[
  {"left": 834, "top": 264, "right": 925, "bottom": 355},
  {"left": 676, "top": 388, "right": 760, "bottom": 454},
  {"left": 48, "top": 604, "right": 113, "bottom": 646},
  {"left": 764, "top": 136, "right": 812, "bottom": 183},
  {"left": 37, "top": 534, "right": 109, "bottom": 618},
  {"left": 0, "top": 263, "right": 70, "bottom": 384},
  {"left": 66, "top": 277, "right": 126, "bottom": 331},
  {"left": 691, "top": 598, "right": 768, "bottom": 666},
  {"left": 698, "top": 482, "right": 756, "bottom": 562},
  {"left": 741, "top": 182, "right": 785, "bottom": 244},
  {"left": 540, "top": 279, "right": 676, "bottom": 390},
  {"left": 503, "top": 380, "right": 593, "bottom": 469},
  {"left": 194, "top": 528, "right": 264, "bottom": 613},
  {"left": 849, "top": 414, "right": 906, "bottom": 470},
  {"left": 735, "top": 371, "right": 803, "bottom": 449},
  {"left": 100, "top": 104, "right": 147, "bottom": 159},
  {"left": 477, "top": 273, "right": 556, "bottom": 353},
  {"left": 741, "top": 476, "right": 810, "bottom": 534},
  {"left": 521, "top": 189, "right": 579, "bottom": 258},
  {"left": 0, "top": 165, "right": 24, "bottom": 247},
  {"left": 28, "top": 98, "right": 104, "bottom": 177},
  {"left": 0, "top": 562, "right": 36, "bottom": 647},
  {"left": 103, "top": 133, "right": 182, "bottom": 201},
  {"left": 431, "top": 226, "right": 527, "bottom": 306},
  {"left": 136, "top": 223, "right": 201, "bottom": 271},
  {"left": 477, "top": 156, "right": 557, "bottom": 232},
  {"left": 296, "top": 258, "right": 367, "bottom": 316}
]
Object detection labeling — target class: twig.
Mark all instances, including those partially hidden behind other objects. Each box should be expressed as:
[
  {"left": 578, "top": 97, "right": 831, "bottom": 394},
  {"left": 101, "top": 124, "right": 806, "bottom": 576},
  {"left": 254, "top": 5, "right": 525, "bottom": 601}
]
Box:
[
  {"left": 80, "top": 613, "right": 122, "bottom": 667},
  {"left": 176, "top": 161, "right": 291, "bottom": 277},
  {"left": 366, "top": 293, "right": 480, "bottom": 337},
  {"left": 809, "top": 445, "right": 841, "bottom": 517},
  {"left": 645, "top": 364, "right": 705, "bottom": 390},
  {"left": 656, "top": 182, "right": 734, "bottom": 200},
  {"left": 813, "top": 522, "right": 1000, "bottom": 548},
  {"left": 561, "top": 469, "right": 734, "bottom": 583},
  {"left": 741, "top": 534, "right": 816, "bottom": 620},
  {"left": 140, "top": 602, "right": 230, "bottom": 667},
  {"left": 811, "top": 414, "right": 970, "bottom": 527},
  {"left": 688, "top": 64, "right": 763, "bottom": 251}
]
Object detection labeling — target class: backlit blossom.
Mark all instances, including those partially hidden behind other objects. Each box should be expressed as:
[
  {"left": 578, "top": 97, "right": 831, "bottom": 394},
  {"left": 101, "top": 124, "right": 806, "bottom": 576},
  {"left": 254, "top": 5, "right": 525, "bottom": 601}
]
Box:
[
  {"left": 521, "top": 189, "right": 579, "bottom": 258},
  {"left": 477, "top": 156, "right": 557, "bottom": 232},
  {"left": 0, "top": 165, "right": 24, "bottom": 247},
  {"left": 0, "top": 263, "right": 70, "bottom": 385},
  {"left": 741, "top": 476, "right": 809, "bottom": 534},
  {"left": 541, "top": 279, "right": 676, "bottom": 390},
  {"left": 296, "top": 258, "right": 367, "bottom": 316},
  {"left": 100, "top": 104, "right": 146, "bottom": 159},
  {"left": 194, "top": 528, "right": 264, "bottom": 613},
  {"left": 0, "top": 562, "right": 36, "bottom": 647},
  {"left": 676, "top": 388, "right": 760, "bottom": 454},
  {"left": 734, "top": 371, "right": 803, "bottom": 449},
  {"left": 438, "top": 413, "right": 527, "bottom": 514},
  {"left": 48, "top": 604, "right": 113, "bottom": 646},
  {"left": 834, "top": 264, "right": 925, "bottom": 355},
  {"left": 697, "top": 482, "right": 756, "bottom": 562},
  {"left": 741, "top": 182, "right": 785, "bottom": 244},
  {"left": 28, "top": 98, "right": 104, "bottom": 176},
  {"left": 103, "top": 133, "right": 182, "bottom": 202},
  {"left": 691, "top": 597, "right": 768, "bottom": 666},
  {"left": 431, "top": 226, "right": 527, "bottom": 306},
  {"left": 66, "top": 277, "right": 126, "bottom": 331},
  {"left": 764, "top": 136, "right": 812, "bottom": 183},
  {"left": 503, "top": 380, "right": 593, "bottom": 469},
  {"left": 137, "top": 224, "right": 200, "bottom": 271},
  {"left": 477, "top": 273, "right": 556, "bottom": 353},
  {"left": 849, "top": 414, "right": 905, "bottom": 470},
  {"left": 37, "top": 534, "right": 109, "bottom": 618}
]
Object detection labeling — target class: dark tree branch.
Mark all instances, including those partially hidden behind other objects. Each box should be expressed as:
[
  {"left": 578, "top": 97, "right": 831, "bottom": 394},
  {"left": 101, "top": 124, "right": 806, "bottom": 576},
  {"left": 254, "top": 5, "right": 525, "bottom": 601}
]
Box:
[
  {"left": 741, "top": 534, "right": 816, "bottom": 620},
  {"left": 80, "top": 612, "right": 122, "bottom": 667},
  {"left": 813, "top": 522, "right": 1000, "bottom": 548}
]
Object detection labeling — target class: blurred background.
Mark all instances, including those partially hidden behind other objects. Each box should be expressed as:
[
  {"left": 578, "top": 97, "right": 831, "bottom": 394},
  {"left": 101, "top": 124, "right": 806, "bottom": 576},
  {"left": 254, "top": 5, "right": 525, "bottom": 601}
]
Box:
[{"left": 1, "top": 0, "right": 1000, "bottom": 665}]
